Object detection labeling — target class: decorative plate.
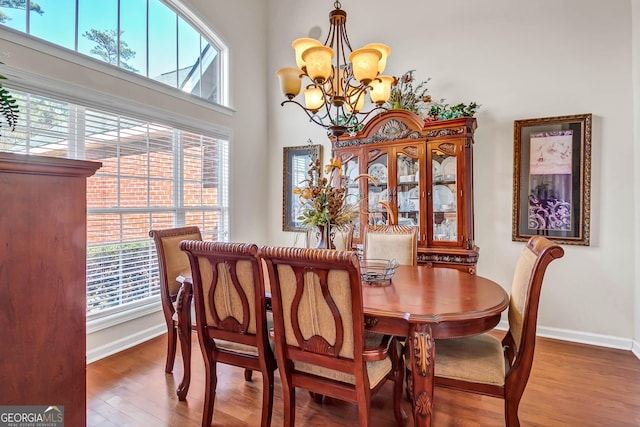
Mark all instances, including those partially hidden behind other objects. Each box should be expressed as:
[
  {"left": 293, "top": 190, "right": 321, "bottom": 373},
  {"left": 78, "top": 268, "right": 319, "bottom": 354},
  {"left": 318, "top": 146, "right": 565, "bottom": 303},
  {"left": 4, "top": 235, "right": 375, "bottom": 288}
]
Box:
[
  {"left": 368, "top": 163, "right": 387, "bottom": 184},
  {"left": 346, "top": 161, "right": 359, "bottom": 183},
  {"left": 433, "top": 185, "right": 454, "bottom": 209},
  {"left": 432, "top": 160, "right": 441, "bottom": 179},
  {"left": 441, "top": 157, "right": 456, "bottom": 179}
]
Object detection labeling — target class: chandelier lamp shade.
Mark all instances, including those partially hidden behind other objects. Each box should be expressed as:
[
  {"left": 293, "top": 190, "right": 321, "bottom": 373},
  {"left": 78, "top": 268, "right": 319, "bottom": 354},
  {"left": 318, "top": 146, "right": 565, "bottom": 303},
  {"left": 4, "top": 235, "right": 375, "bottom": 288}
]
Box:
[{"left": 276, "top": 1, "right": 393, "bottom": 138}]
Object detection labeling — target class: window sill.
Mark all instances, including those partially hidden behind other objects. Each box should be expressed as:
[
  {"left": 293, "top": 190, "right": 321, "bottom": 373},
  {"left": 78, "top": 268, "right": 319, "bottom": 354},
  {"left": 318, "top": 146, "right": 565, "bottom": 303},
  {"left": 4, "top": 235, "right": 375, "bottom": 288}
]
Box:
[{"left": 87, "top": 301, "right": 163, "bottom": 334}]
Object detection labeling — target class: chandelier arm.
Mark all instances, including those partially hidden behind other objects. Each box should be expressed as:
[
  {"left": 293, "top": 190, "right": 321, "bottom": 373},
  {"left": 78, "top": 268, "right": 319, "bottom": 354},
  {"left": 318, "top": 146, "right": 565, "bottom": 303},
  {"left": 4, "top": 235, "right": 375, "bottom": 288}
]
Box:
[
  {"left": 342, "top": 104, "right": 388, "bottom": 130},
  {"left": 280, "top": 99, "right": 333, "bottom": 130}
]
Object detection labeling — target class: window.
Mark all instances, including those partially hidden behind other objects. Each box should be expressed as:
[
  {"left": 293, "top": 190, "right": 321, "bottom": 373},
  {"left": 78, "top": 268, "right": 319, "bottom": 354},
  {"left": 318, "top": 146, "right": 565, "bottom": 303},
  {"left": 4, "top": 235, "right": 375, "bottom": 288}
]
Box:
[
  {"left": 0, "top": 88, "right": 230, "bottom": 319},
  {"left": 0, "top": 0, "right": 224, "bottom": 105}
]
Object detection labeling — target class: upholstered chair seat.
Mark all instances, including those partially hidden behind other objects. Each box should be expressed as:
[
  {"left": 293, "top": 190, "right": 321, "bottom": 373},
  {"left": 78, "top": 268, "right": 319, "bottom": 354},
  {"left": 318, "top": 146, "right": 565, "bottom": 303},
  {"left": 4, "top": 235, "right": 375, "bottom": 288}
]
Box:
[{"left": 434, "top": 334, "right": 506, "bottom": 386}]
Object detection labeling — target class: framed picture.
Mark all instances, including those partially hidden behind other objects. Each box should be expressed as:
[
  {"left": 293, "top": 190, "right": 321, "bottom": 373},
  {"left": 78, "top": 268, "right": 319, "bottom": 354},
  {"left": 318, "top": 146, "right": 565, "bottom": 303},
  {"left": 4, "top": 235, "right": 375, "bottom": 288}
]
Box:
[
  {"left": 512, "top": 113, "right": 592, "bottom": 245},
  {"left": 283, "top": 144, "right": 322, "bottom": 231}
]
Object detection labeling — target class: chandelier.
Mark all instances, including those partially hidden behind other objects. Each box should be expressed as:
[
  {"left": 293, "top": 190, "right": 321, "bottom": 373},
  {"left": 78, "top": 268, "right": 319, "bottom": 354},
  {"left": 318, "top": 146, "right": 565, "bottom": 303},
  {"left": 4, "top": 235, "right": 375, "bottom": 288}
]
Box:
[{"left": 276, "top": 1, "right": 393, "bottom": 139}]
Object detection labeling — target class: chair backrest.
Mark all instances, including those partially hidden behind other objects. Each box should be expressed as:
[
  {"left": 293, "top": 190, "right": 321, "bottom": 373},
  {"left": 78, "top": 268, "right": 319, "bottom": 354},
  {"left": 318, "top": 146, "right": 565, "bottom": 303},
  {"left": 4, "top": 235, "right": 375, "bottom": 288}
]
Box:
[
  {"left": 149, "top": 226, "right": 202, "bottom": 313},
  {"left": 179, "top": 241, "right": 271, "bottom": 349},
  {"left": 305, "top": 224, "right": 354, "bottom": 250},
  {"left": 363, "top": 224, "right": 418, "bottom": 266},
  {"left": 505, "top": 236, "right": 564, "bottom": 381},
  {"left": 259, "top": 246, "right": 369, "bottom": 384}
]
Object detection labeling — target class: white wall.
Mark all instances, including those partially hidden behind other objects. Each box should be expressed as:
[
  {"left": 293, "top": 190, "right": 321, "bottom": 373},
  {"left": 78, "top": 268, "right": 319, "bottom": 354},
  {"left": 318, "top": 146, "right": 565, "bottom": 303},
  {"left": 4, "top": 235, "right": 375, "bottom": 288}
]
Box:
[
  {"left": 268, "top": 0, "right": 637, "bottom": 348},
  {"left": 632, "top": 0, "right": 640, "bottom": 356}
]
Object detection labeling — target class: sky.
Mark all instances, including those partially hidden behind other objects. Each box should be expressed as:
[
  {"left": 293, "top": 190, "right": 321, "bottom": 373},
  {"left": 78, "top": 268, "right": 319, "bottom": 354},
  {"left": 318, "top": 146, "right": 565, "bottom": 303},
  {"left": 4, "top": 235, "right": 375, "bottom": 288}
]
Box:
[{"left": 0, "top": 0, "right": 203, "bottom": 79}]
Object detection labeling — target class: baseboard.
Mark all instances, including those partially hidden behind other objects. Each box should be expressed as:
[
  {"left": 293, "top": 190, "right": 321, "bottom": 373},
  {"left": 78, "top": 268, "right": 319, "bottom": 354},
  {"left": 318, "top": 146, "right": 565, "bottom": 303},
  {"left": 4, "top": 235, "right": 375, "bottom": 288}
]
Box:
[
  {"left": 86, "top": 324, "right": 166, "bottom": 364},
  {"left": 497, "top": 320, "right": 638, "bottom": 357},
  {"left": 633, "top": 340, "right": 640, "bottom": 360}
]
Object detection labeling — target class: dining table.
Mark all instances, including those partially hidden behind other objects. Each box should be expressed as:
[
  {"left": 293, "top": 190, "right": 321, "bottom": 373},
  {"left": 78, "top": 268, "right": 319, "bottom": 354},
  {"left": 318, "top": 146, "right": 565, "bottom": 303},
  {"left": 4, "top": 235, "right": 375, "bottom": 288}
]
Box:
[
  {"left": 177, "top": 263, "right": 509, "bottom": 427},
  {"left": 360, "top": 265, "right": 509, "bottom": 426}
]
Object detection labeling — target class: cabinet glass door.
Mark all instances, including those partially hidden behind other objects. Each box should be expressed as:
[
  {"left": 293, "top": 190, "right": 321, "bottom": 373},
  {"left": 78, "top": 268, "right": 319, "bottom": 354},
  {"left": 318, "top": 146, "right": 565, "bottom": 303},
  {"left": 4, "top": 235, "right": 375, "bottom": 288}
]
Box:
[
  {"left": 396, "top": 151, "right": 420, "bottom": 229},
  {"left": 431, "top": 147, "right": 458, "bottom": 242},
  {"left": 367, "top": 153, "right": 389, "bottom": 226}
]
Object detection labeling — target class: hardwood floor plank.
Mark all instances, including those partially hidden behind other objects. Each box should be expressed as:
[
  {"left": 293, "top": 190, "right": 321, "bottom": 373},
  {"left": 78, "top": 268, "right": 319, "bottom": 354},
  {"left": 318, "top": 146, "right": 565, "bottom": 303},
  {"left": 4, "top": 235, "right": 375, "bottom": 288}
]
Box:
[{"left": 87, "top": 334, "right": 640, "bottom": 426}]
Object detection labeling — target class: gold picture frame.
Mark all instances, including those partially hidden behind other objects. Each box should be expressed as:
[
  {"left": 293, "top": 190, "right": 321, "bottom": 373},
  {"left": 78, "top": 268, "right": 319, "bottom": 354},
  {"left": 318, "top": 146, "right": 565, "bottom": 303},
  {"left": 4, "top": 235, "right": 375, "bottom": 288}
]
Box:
[
  {"left": 512, "top": 114, "right": 592, "bottom": 245},
  {"left": 283, "top": 144, "right": 322, "bottom": 231}
]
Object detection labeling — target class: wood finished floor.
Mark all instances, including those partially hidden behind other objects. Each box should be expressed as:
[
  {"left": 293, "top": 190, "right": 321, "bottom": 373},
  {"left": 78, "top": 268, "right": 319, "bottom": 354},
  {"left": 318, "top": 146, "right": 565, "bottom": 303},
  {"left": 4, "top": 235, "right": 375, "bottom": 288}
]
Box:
[{"left": 87, "top": 334, "right": 640, "bottom": 426}]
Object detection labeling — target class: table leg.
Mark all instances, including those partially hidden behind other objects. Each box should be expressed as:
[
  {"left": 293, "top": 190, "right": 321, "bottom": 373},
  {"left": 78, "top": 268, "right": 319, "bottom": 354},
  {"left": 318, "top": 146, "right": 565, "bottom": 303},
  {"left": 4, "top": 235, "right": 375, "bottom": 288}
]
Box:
[
  {"left": 176, "top": 281, "right": 193, "bottom": 401},
  {"left": 408, "top": 323, "right": 434, "bottom": 427}
]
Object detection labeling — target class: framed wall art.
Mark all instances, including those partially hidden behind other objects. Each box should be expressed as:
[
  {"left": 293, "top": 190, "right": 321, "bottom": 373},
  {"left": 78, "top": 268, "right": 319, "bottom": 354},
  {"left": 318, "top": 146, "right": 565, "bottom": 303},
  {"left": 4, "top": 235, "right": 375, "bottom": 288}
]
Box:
[
  {"left": 283, "top": 144, "right": 322, "bottom": 231},
  {"left": 512, "top": 113, "right": 592, "bottom": 245}
]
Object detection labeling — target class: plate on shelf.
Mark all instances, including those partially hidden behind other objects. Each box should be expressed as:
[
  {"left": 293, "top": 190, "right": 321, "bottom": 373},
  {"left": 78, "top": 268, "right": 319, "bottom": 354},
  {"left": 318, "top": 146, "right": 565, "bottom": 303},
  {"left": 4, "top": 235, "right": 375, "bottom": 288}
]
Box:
[
  {"left": 408, "top": 187, "right": 419, "bottom": 199},
  {"left": 441, "top": 157, "right": 456, "bottom": 179},
  {"left": 368, "top": 163, "right": 387, "bottom": 184},
  {"left": 432, "top": 160, "right": 442, "bottom": 181},
  {"left": 433, "top": 185, "right": 454, "bottom": 210},
  {"left": 398, "top": 217, "right": 416, "bottom": 226},
  {"left": 345, "top": 161, "right": 359, "bottom": 183}
]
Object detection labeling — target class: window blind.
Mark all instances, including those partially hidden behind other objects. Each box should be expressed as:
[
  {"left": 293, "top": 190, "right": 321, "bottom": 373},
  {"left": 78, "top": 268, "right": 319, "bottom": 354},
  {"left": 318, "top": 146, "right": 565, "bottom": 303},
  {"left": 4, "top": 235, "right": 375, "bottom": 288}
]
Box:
[{"left": 0, "top": 88, "right": 230, "bottom": 318}]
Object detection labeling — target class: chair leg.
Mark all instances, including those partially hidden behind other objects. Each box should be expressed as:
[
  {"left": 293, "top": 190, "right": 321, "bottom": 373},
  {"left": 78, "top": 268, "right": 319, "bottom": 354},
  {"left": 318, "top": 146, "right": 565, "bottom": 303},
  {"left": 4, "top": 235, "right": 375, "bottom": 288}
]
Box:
[
  {"left": 201, "top": 360, "right": 217, "bottom": 427},
  {"left": 260, "top": 368, "right": 274, "bottom": 427},
  {"left": 176, "top": 290, "right": 193, "bottom": 400},
  {"left": 309, "top": 391, "right": 324, "bottom": 404},
  {"left": 405, "top": 367, "right": 414, "bottom": 406},
  {"left": 393, "top": 362, "right": 408, "bottom": 425},
  {"left": 244, "top": 369, "right": 253, "bottom": 381},
  {"left": 505, "top": 395, "right": 522, "bottom": 427},
  {"left": 165, "top": 321, "right": 177, "bottom": 374},
  {"left": 281, "top": 373, "right": 296, "bottom": 427},
  {"left": 391, "top": 339, "right": 408, "bottom": 426}
]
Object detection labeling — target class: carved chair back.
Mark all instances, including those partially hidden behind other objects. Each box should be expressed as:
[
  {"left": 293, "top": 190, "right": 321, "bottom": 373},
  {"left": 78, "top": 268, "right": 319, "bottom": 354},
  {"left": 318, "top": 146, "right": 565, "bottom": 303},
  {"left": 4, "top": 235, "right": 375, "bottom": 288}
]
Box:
[
  {"left": 259, "top": 246, "right": 406, "bottom": 427},
  {"left": 363, "top": 224, "right": 418, "bottom": 266},
  {"left": 149, "top": 226, "right": 202, "bottom": 379},
  {"left": 179, "top": 240, "right": 276, "bottom": 427}
]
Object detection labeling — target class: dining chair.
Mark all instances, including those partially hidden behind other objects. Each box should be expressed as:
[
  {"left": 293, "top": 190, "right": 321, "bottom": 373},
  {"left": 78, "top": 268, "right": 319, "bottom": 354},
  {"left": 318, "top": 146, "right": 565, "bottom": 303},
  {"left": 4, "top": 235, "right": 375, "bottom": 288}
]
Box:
[
  {"left": 306, "top": 223, "right": 354, "bottom": 250},
  {"left": 149, "top": 226, "right": 202, "bottom": 400},
  {"left": 363, "top": 224, "right": 418, "bottom": 266},
  {"left": 426, "top": 236, "right": 564, "bottom": 427},
  {"left": 259, "top": 246, "right": 407, "bottom": 427},
  {"left": 179, "top": 241, "right": 277, "bottom": 427}
]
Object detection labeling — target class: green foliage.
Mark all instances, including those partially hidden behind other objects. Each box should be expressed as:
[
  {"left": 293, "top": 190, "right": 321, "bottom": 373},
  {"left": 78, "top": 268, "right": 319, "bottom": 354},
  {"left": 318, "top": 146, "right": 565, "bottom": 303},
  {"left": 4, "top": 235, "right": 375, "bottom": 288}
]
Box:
[
  {"left": 0, "top": 0, "right": 43, "bottom": 23},
  {"left": 0, "top": 74, "right": 19, "bottom": 135},
  {"left": 82, "top": 29, "right": 138, "bottom": 73},
  {"left": 427, "top": 101, "right": 480, "bottom": 121}
]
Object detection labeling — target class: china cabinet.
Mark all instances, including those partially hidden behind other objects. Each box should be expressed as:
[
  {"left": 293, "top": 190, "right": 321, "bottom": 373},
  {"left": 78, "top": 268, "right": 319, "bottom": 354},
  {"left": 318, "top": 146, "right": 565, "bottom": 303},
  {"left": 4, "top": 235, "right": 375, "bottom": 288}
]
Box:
[{"left": 333, "top": 110, "right": 478, "bottom": 272}]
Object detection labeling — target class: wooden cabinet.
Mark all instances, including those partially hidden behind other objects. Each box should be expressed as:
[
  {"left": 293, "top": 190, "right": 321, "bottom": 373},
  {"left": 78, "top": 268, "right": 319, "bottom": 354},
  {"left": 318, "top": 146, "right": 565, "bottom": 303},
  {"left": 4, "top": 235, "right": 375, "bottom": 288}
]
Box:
[
  {"left": 0, "top": 153, "right": 101, "bottom": 426},
  {"left": 333, "top": 110, "right": 479, "bottom": 272}
]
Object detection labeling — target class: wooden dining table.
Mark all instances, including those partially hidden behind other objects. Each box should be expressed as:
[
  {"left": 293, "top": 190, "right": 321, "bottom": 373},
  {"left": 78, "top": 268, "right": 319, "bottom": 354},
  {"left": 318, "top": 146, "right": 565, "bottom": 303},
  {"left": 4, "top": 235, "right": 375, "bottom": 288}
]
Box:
[
  {"left": 177, "top": 264, "right": 509, "bottom": 427},
  {"left": 360, "top": 265, "right": 509, "bottom": 426}
]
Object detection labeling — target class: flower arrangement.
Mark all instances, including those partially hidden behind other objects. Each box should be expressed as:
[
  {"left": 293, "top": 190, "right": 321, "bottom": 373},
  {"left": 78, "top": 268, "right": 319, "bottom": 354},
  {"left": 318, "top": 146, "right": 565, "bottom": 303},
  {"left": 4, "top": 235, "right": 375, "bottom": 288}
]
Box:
[
  {"left": 383, "top": 69, "right": 480, "bottom": 122},
  {"left": 293, "top": 146, "right": 374, "bottom": 228},
  {"left": 385, "top": 70, "right": 431, "bottom": 116}
]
